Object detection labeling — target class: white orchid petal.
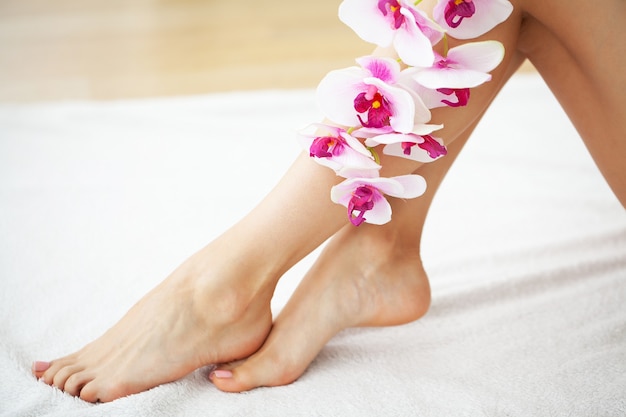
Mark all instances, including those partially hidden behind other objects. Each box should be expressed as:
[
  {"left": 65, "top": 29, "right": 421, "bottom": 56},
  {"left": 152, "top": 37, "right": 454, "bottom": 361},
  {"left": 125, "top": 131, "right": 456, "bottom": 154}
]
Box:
[
  {"left": 316, "top": 68, "right": 366, "bottom": 126},
  {"left": 362, "top": 196, "right": 393, "bottom": 225},
  {"left": 364, "top": 133, "right": 410, "bottom": 146},
  {"left": 357, "top": 56, "right": 401, "bottom": 84},
  {"left": 412, "top": 123, "right": 444, "bottom": 135},
  {"left": 424, "top": 67, "right": 491, "bottom": 89},
  {"left": 341, "top": 132, "right": 376, "bottom": 157},
  {"left": 447, "top": 41, "right": 505, "bottom": 73},
  {"left": 339, "top": 0, "right": 395, "bottom": 46},
  {"left": 435, "top": 0, "right": 514, "bottom": 40},
  {"left": 330, "top": 178, "right": 360, "bottom": 205},
  {"left": 393, "top": 22, "right": 436, "bottom": 68},
  {"left": 382, "top": 142, "right": 438, "bottom": 163},
  {"left": 386, "top": 174, "right": 427, "bottom": 198},
  {"left": 397, "top": 76, "right": 432, "bottom": 123}
]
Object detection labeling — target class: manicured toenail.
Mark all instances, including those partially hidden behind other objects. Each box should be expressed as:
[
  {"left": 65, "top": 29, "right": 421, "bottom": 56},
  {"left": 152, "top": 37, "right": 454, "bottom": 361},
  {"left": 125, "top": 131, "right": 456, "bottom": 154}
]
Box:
[
  {"left": 32, "top": 361, "right": 51, "bottom": 373},
  {"left": 210, "top": 370, "right": 233, "bottom": 379}
]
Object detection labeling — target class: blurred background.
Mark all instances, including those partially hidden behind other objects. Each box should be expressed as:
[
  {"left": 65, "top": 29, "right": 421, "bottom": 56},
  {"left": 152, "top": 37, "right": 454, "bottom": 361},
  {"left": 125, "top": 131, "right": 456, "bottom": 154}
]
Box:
[{"left": 0, "top": 0, "right": 534, "bottom": 102}]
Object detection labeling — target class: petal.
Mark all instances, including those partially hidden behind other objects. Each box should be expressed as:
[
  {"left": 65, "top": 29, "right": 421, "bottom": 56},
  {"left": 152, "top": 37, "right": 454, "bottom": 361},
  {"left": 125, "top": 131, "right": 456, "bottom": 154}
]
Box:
[
  {"left": 331, "top": 177, "right": 366, "bottom": 205},
  {"left": 316, "top": 67, "right": 367, "bottom": 126},
  {"left": 413, "top": 67, "right": 492, "bottom": 89},
  {"left": 382, "top": 174, "right": 427, "bottom": 198},
  {"left": 361, "top": 195, "right": 393, "bottom": 225},
  {"left": 364, "top": 132, "right": 410, "bottom": 146},
  {"left": 366, "top": 78, "right": 416, "bottom": 133},
  {"left": 398, "top": 72, "right": 433, "bottom": 123},
  {"left": 339, "top": 0, "right": 395, "bottom": 46},
  {"left": 393, "top": 13, "right": 436, "bottom": 67},
  {"left": 333, "top": 150, "right": 381, "bottom": 178},
  {"left": 382, "top": 142, "right": 438, "bottom": 162},
  {"left": 447, "top": 41, "right": 505, "bottom": 73},
  {"left": 356, "top": 56, "right": 401, "bottom": 84},
  {"left": 400, "top": 72, "right": 448, "bottom": 108},
  {"left": 381, "top": 138, "right": 445, "bottom": 162},
  {"left": 435, "top": 0, "right": 514, "bottom": 39}
]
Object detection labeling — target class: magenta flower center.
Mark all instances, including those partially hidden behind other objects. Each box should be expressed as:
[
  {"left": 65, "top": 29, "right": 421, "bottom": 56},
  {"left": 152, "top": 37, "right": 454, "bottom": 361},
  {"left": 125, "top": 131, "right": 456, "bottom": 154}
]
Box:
[
  {"left": 437, "top": 87, "right": 470, "bottom": 107},
  {"left": 310, "top": 136, "right": 344, "bottom": 158},
  {"left": 401, "top": 135, "right": 448, "bottom": 159},
  {"left": 354, "top": 85, "right": 393, "bottom": 128},
  {"left": 401, "top": 141, "right": 416, "bottom": 155},
  {"left": 418, "top": 135, "right": 448, "bottom": 158},
  {"left": 378, "top": 0, "right": 404, "bottom": 29},
  {"left": 347, "top": 185, "right": 377, "bottom": 226},
  {"left": 444, "top": 0, "right": 475, "bottom": 28}
]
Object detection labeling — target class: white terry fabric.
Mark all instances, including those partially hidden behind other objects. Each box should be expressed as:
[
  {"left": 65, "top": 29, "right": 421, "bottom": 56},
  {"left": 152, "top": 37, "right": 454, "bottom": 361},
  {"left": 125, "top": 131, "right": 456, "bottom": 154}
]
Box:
[{"left": 1, "top": 74, "right": 625, "bottom": 417}]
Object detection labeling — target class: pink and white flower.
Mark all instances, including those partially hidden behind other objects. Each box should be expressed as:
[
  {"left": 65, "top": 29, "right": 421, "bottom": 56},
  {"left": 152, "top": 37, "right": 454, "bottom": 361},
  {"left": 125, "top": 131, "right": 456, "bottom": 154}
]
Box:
[
  {"left": 364, "top": 129, "right": 447, "bottom": 163},
  {"left": 433, "top": 0, "right": 514, "bottom": 39},
  {"left": 406, "top": 40, "right": 504, "bottom": 108},
  {"left": 339, "top": 0, "right": 444, "bottom": 67},
  {"left": 316, "top": 56, "right": 430, "bottom": 133},
  {"left": 298, "top": 123, "right": 381, "bottom": 178},
  {"left": 331, "top": 175, "right": 427, "bottom": 226}
]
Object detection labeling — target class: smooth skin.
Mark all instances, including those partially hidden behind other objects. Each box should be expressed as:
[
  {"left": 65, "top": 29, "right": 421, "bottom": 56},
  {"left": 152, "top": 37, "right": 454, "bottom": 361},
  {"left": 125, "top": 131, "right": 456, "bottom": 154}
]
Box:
[{"left": 33, "top": 0, "right": 625, "bottom": 401}]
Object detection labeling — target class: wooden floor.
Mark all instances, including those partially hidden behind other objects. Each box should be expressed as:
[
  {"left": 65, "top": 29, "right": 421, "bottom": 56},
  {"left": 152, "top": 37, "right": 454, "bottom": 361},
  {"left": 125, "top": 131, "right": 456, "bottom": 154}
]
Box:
[{"left": 0, "top": 1, "right": 534, "bottom": 102}]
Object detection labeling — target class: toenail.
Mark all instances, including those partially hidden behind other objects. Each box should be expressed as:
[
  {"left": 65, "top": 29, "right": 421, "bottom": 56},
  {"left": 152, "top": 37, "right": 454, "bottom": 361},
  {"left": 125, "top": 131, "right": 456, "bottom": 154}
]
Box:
[
  {"left": 210, "top": 370, "right": 233, "bottom": 379},
  {"left": 32, "top": 361, "right": 51, "bottom": 373}
]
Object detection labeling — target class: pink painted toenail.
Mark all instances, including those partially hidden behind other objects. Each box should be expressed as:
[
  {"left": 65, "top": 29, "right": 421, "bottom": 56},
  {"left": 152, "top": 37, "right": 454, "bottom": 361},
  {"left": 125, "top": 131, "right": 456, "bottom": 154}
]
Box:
[
  {"left": 32, "top": 361, "right": 51, "bottom": 373},
  {"left": 210, "top": 370, "right": 233, "bottom": 379}
]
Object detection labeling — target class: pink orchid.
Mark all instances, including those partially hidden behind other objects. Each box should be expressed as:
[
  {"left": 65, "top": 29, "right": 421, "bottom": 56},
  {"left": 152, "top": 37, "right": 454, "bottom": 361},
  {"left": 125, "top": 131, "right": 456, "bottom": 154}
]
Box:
[
  {"left": 298, "top": 123, "right": 381, "bottom": 178},
  {"left": 338, "top": 0, "right": 444, "bottom": 67},
  {"left": 406, "top": 40, "right": 504, "bottom": 107},
  {"left": 316, "top": 56, "right": 430, "bottom": 134},
  {"left": 364, "top": 128, "right": 447, "bottom": 163},
  {"left": 331, "top": 175, "right": 427, "bottom": 226},
  {"left": 433, "top": 0, "right": 514, "bottom": 39}
]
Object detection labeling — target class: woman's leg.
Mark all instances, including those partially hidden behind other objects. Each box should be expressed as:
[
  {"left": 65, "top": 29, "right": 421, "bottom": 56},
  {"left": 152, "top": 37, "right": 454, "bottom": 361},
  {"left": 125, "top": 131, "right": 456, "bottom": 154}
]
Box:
[
  {"left": 210, "top": 0, "right": 626, "bottom": 392},
  {"left": 210, "top": 50, "right": 527, "bottom": 392},
  {"left": 33, "top": 154, "right": 350, "bottom": 403},
  {"left": 32, "top": 0, "right": 525, "bottom": 403},
  {"left": 518, "top": 1, "right": 626, "bottom": 206}
]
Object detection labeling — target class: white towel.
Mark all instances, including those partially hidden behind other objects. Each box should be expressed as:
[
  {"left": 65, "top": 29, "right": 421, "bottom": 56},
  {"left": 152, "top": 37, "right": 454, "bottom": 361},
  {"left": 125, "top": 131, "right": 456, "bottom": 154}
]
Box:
[{"left": 1, "top": 74, "right": 625, "bottom": 416}]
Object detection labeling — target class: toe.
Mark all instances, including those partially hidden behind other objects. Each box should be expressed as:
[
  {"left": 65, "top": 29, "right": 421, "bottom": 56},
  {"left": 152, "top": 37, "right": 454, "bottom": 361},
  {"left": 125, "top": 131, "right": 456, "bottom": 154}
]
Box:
[
  {"left": 79, "top": 380, "right": 100, "bottom": 403},
  {"left": 210, "top": 349, "right": 302, "bottom": 393},
  {"left": 63, "top": 371, "right": 94, "bottom": 397},
  {"left": 210, "top": 363, "right": 264, "bottom": 393},
  {"left": 40, "top": 358, "right": 75, "bottom": 385},
  {"left": 80, "top": 378, "right": 134, "bottom": 403},
  {"left": 51, "top": 365, "right": 85, "bottom": 391},
  {"left": 32, "top": 361, "right": 51, "bottom": 378}
]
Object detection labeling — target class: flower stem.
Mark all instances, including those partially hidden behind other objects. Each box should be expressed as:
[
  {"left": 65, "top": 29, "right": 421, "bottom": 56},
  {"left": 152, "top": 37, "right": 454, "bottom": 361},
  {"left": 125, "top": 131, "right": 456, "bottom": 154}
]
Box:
[
  {"left": 367, "top": 146, "right": 381, "bottom": 165},
  {"left": 414, "top": 0, "right": 423, "bottom": 5},
  {"left": 443, "top": 33, "right": 449, "bottom": 57}
]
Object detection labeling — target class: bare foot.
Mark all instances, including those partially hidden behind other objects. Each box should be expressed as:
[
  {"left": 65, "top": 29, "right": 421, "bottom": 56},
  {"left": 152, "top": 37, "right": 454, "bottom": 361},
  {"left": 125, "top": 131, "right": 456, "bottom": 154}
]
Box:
[
  {"left": 210, "top": 222, "right": 431, "bottom": 392},
  {"left": 32, "top": 239, "right": 275, "bottom": 403},
  {"left": 207, "top": 99, "right": 488, "bottom": 393}
]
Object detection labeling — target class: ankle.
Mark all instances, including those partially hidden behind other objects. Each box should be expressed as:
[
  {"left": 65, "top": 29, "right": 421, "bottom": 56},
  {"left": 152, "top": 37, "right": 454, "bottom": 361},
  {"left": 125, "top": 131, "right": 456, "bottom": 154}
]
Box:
[{"left": 355, "top": 222, "right": 422, "bottom": 258}]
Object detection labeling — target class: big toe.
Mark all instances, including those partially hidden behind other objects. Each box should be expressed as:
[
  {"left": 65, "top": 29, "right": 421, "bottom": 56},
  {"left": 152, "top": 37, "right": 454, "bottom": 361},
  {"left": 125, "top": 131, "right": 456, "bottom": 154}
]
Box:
[
  {"left": 210, "top": 351, "right": 304, "bottom": 393},
  {"left": 32, "top": 361, "right": 51, "bottom": 378}
]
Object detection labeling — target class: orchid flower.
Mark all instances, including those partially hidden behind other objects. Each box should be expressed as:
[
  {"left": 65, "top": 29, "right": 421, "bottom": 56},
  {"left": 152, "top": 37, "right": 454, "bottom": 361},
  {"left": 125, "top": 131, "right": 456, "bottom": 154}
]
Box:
[
  {"left": 298, "top": 123, "right": 381, "bottom": 178},
  {"left": 406, "top": 40, "right": 504, "bottom": 108},
  {"left": 433, "top": 0, "right": 513, "bottom": 39},
  {"left": 331, "top": 175, "right": 427, "bottom": 226},
  {"left": 364, "top": 128, "right": 447, "bottom": 163},
  {"left": 338, "top": 0, "right": 444, "bottom": 67},
  {"left": 316, "top": 56, "right": 430, "bottom": 134}
]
